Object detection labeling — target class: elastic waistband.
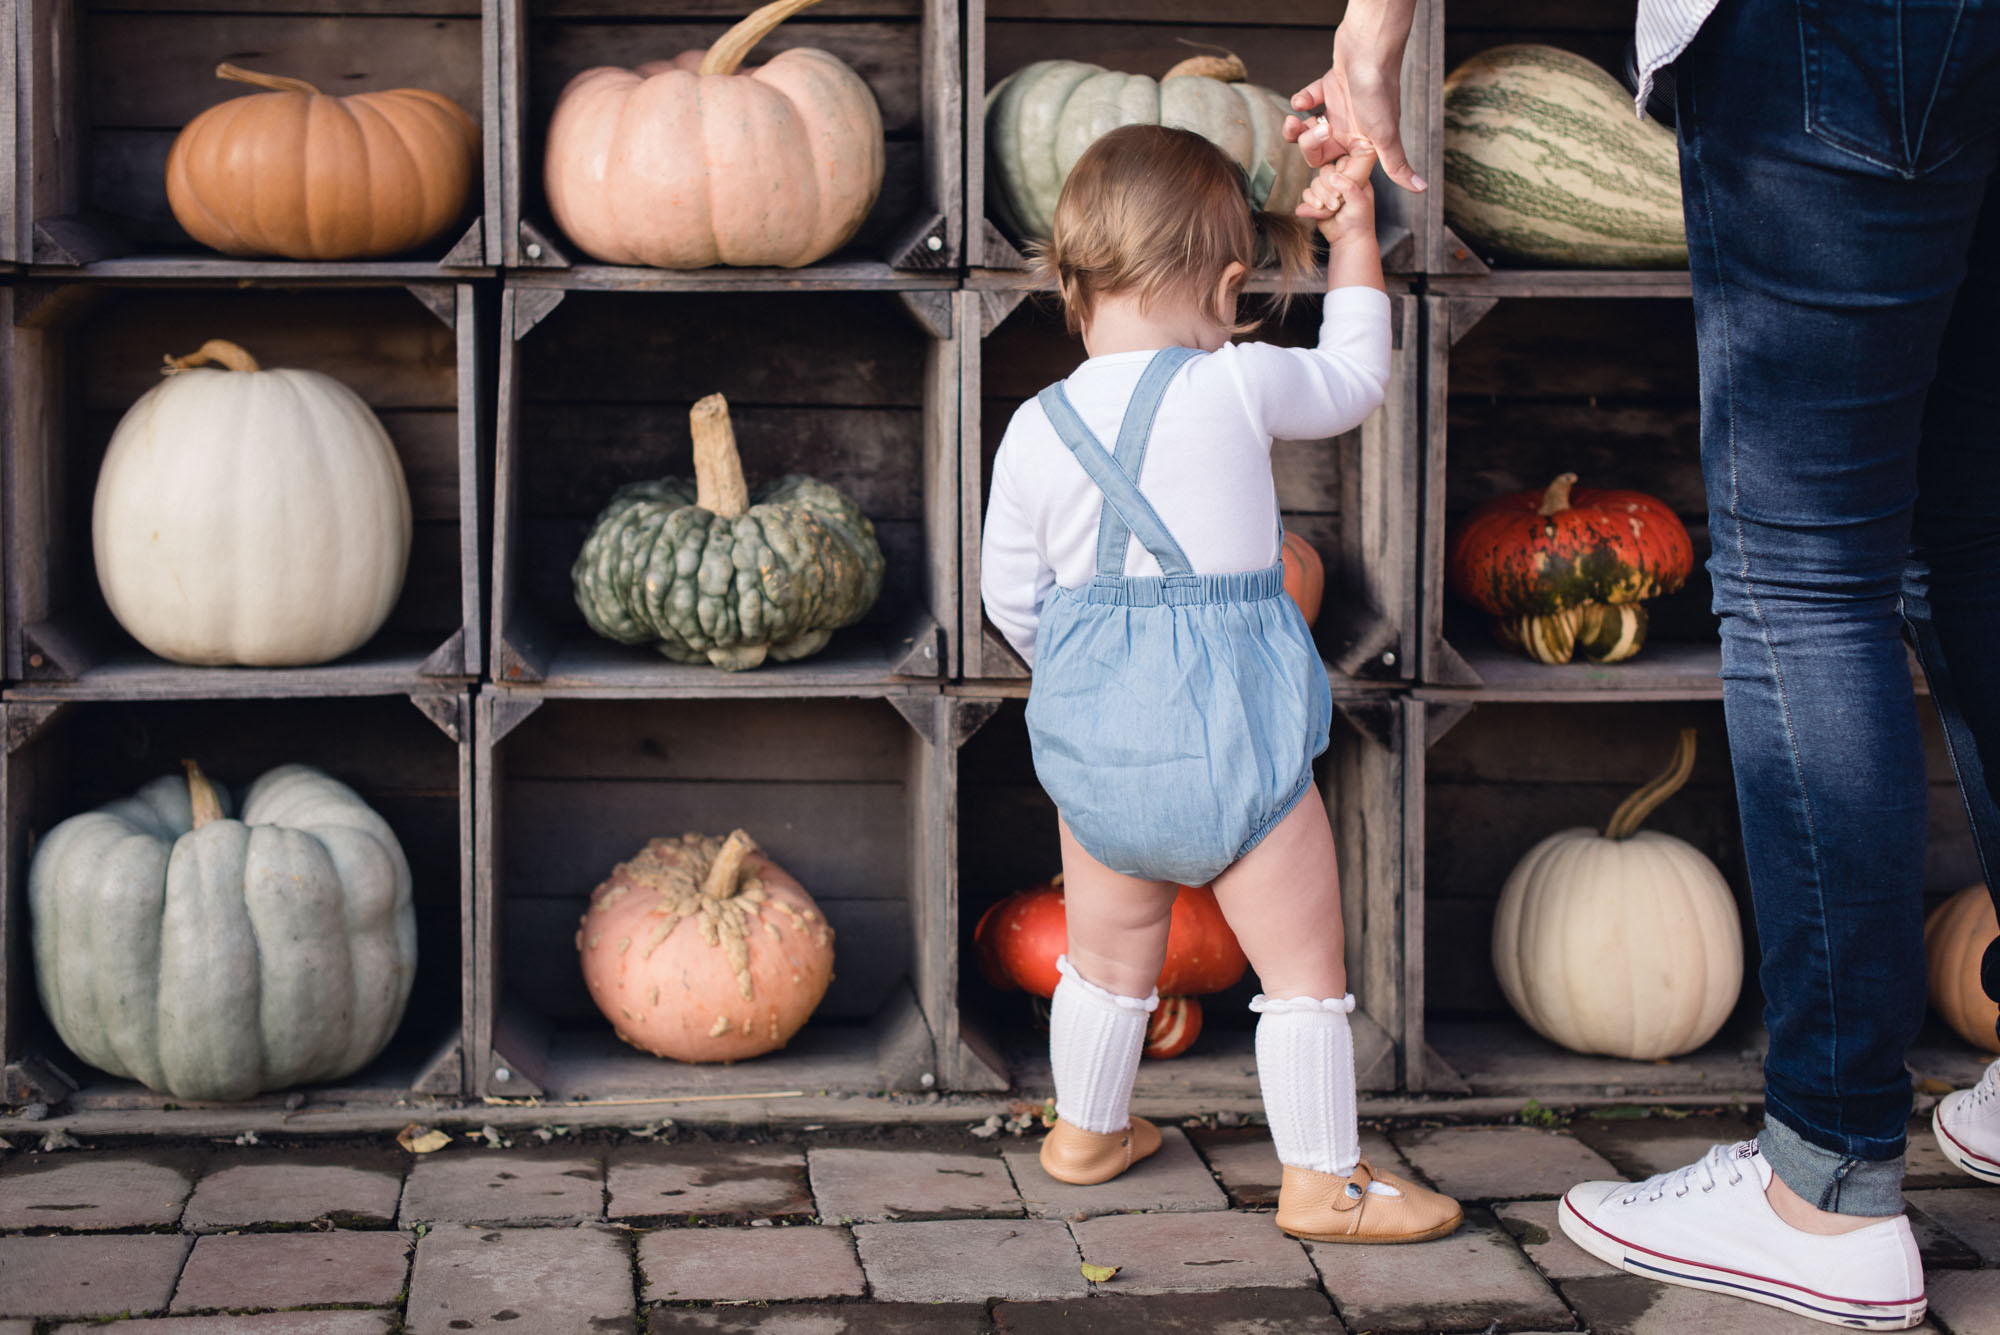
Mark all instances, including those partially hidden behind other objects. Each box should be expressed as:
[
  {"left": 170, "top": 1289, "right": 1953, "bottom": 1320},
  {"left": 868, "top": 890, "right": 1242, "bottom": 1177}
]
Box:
[{"left": 1055, "top": 562, "right": 1287, "bottom": 607}]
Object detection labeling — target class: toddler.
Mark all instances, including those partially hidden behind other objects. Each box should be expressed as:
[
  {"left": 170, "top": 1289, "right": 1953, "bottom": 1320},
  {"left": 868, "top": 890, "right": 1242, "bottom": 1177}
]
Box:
[{"left": 981, "top": 123, "right": 1461, "bottom": 1243}]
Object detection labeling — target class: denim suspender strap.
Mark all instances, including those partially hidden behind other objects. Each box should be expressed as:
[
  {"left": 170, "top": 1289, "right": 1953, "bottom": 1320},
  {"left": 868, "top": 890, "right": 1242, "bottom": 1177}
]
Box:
[{"left": 1035, "top": 348, "right": 1199, "bottom": 577}]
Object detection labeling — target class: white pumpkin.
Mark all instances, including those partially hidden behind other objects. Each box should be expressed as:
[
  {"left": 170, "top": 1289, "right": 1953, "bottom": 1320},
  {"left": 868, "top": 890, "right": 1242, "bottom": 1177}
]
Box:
[
  {"left": 92, "top": 339, "right": 412, "bottom": 666},
  {"left": 1491, "top": 729, "right": 1743, "bottom": 1060}
]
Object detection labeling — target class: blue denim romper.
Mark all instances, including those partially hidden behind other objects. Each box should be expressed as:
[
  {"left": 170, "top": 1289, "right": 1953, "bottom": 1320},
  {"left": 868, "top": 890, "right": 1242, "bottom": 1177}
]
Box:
[{"left": 1024, "top": 346, "right": 1335, "bottom": 886}]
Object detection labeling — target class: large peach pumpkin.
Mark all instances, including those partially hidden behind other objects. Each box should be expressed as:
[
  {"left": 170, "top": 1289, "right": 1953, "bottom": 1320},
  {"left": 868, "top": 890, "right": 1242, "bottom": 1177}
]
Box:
[
  {"left": 544, "top": 0, "right": 884, "bottom": 269},
  {"left": 166, "top": 64, "right": 477, "bottom": 261},
  {"left": 576, "top": 831, "right": 834, "bottom": 1062},
  {"left": 1926, "top": 884, "right": 2000, "bottom": 1054}
]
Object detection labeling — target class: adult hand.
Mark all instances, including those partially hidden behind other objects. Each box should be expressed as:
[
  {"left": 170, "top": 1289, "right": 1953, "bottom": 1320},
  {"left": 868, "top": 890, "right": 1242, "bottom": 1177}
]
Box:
[{"left": 1283, "top": 0, "right": 1425, "bottom": 192}]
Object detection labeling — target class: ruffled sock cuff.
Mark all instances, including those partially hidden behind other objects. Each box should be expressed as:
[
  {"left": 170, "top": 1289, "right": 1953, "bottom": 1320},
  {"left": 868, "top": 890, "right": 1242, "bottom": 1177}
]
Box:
[
  {"left": 1248, "top": 993, "right": 1356, "bottom": 1015},
  {"left": 1056, "top": 955, "right": 1160, "bottom": 1013}
]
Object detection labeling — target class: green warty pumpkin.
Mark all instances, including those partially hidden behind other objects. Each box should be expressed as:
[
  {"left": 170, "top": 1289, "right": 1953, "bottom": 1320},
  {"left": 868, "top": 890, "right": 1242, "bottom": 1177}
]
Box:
[
  {"left": 572, "top": 393, "right": 885, "bottom": 671},
  {"left": 29, "top": 761, "right": 415, "bottom": 1102}
]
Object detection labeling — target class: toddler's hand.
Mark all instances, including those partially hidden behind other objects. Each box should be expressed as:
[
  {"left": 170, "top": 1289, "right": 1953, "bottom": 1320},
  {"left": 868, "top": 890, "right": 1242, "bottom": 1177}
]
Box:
[{"left": 1296, "top": 138, "right": 1378, "bottom": 247}]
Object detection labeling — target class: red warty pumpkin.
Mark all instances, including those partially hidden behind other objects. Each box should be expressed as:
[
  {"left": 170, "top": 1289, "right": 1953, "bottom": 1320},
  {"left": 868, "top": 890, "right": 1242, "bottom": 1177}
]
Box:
[
  {"left": 1282, "top": 531, "right": 1324, "bottom": 629},
  {"left": 972, "top": 877, "right": 1248, "bottom": 1059},
  {"left": 1446, "top": 473, "right": 1693, "bottom": 665}
]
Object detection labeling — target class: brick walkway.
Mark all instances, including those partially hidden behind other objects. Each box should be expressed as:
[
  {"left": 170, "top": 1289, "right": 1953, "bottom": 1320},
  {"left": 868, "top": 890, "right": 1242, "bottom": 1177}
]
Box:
[{"left": 0, "top": 1113, "right": 1994, "bottom": 1333}]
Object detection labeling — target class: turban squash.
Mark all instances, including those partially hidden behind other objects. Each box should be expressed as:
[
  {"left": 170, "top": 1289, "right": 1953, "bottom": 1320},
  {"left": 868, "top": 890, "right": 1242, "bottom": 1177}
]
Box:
[
  {"left": 166, "top": 63, "right": 478, "bottom": 261},
  {"left": 544, "top": 0, "right": 884, "bottom": 269},
  {"left": 986, "top": 53, "right": 1314, "bottom": 242},
  {"left": 1446, "top": 473, "right": 1693, "bottom": 664},
  {"left": 572, "top": 393, "right": 884, "bottom": 670},
  {"left": 29, "top": 761, "right": 416, "bottom": 1102}
]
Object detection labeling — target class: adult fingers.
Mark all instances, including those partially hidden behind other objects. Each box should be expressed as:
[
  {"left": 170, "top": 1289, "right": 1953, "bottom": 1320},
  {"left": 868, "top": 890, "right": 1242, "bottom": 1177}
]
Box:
[
  {"left": 1356, "top": 96, "right": 1425, "bottom": 191},
  {"left": 1290, "top": 72, "right": 1330, "bottom": 112}
]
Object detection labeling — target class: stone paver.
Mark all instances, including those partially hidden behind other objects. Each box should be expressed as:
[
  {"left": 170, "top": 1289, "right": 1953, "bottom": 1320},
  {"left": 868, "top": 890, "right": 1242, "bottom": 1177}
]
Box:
[
  {"left": 1926, "top": 1269, "right": 2000, "bottom": 1335},
  {"left": 639, "top": 1224, "right": 863, "bottom": 1302},
  {"left": 1907, "top": 1117, "right": 1974, "bottom": 1189},
  {"left": 1908, "top": 1200, "right": 1982, "bottom": 1269},
  {"left": 1559, "top": 1273, "right": 1942, "bottom": 1334},
  {"left": 1494, "top": 1199, "right": 1615, "bottom": 1281},
  {"left": 1567, "top": 1113, "right": 1761, "bottom": 1179},
  {"left": 0, "top": 1233, "right": 191, "bottom": 1318},
  {"left": 853, "top": 1218, "right": 1086, "bottom": 1303},
  {"left": 994, "top": 1289, "right": 1345, "bottom": 1333},
  {"left": 0, "top": 1153, "right": 195, "bottom": 1229},
  {"left": 1190, "top": 1128, "right": 1413, "bottom": 1208},
  {"left": 1393, "top": 1125, "right": 1626, "bottom": 1201},
  {"left": 1906, "top": 1188, "right": 2000, "bottom": 1265},
  {"left": 0, "top": 1323, "right": 31, "bottom": 1335},
  {"left": 649, "top": 1304, "right": 990, "bottom": 1334},
  {"left": 609, "top": 1142, "right": 810, "bottom": 1221},
  {"left": 810, "top": 1147, "right": 1021, "bottom": 1223},
  {"left": 1308, "top": 1212, "right": 1572, "bottom": 1332},
  {"left": 399, "top": 1149, "right": 603, "bottom": 1226},
  {"left": 172, "top": 1230, "right": 412, "bottom": 1312},
  {"left": 54, "top": 1316, "right": 393, "bottom": 1335},
  {"left": 405, "top": 1223, "right": 633, "bottom": 1335},
  {"left": 1003, "top": 1126, "right": 1225, "bottom": 1219},
  {"left": 182, "top": 1151, "right": 403, "bottom": 1231},
  {"left": 1069, "top": 1210, "right": 1317, "bottom": 1294}
]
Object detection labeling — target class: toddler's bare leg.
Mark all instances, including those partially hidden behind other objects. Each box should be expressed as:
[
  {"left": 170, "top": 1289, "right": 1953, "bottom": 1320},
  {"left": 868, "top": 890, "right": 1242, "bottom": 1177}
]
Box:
[{"left": 1057, "top": 816, "right": 1179, "bottom": 996}]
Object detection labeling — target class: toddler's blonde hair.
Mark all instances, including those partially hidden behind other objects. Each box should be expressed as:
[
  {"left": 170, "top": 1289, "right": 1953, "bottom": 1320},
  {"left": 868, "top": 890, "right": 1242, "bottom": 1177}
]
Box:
[{"left": 1028, "top": 124, "right": 1316, "bottom": 337}]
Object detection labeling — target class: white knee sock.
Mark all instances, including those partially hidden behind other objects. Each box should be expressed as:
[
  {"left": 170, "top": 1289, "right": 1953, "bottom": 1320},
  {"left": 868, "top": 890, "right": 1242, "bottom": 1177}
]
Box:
[
  {"left": 1252, "top": 993, "right": 1361, "bottom": 1176},
  {"left": 1049, "top": 956, "right": 1157, "bottom": 1134}
]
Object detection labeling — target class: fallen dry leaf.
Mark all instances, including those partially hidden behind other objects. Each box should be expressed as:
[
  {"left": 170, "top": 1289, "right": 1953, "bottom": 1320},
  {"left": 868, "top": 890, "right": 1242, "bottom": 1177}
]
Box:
[
  {"left": 397, "top": 1123, "right": 452, "bottom": 1154},
  {"left": 1915, "top": 1077, "right": 1957, "bottom": 1096},
  {"left": 1080, "top": 1262, "right": 1120, "bottom": 1284}
]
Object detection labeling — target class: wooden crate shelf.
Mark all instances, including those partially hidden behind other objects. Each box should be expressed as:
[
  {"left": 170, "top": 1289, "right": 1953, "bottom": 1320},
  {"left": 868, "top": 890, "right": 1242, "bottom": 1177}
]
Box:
[
  {"left": 2, "top": 280, "right": 485, "bottom": 691},
  {"left": 1, "top": 691, "right": 473, "bottom": 1106},
  {"left": 960, "top": 290, "right": 1419, "bottom": 684},
  {"left": 508, "top": 264, "right": 958, "bottom": 295},
  {"left": 471, "top": 690, "right": 981, "bottom": 1100},
  {"left": 497, "top": 0, "right": 960, "bottom": 274},
  {"left": 16, "top": 0, "right": 493, "bottom": 270},
  {"left": 491, "top": 283, "right": 959, "bottom": 691}
]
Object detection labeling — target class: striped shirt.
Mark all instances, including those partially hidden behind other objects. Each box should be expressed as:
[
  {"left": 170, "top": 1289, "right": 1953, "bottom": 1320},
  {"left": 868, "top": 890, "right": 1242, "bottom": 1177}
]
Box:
[{"left": 1634, "top": 0, "right": 1722, "bottom": 115}]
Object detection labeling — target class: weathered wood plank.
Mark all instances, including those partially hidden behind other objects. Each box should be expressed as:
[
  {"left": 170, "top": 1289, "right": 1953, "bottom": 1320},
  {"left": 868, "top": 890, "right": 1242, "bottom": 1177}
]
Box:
[{"left": 497, "top": 696, "right": 914, "bottom": 783}]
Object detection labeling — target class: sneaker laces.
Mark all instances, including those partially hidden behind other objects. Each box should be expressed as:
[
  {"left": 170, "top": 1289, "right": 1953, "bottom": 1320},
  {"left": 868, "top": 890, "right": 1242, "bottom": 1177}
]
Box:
[
  {"left": 1621, "top": 1142, "right": 1746, "bottom": 1205},
  {"left": 1964, "top": 1057, "right": 2000, "bottom": 1108}
]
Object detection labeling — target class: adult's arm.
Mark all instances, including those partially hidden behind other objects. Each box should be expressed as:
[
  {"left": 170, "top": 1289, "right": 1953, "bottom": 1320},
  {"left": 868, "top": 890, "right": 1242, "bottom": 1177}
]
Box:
[{"left": 1282, "top": 0, "right": 1425, "bottom": 192}]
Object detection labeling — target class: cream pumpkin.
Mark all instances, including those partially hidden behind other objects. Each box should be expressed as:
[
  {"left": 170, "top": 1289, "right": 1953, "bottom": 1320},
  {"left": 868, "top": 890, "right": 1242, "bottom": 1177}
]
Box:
[
  {"left": 167, "top": 64, "right": 478, "bottom": 261},
  {"left": 92, "top": 339, "right": 412, "bottom": 667},
  {"left": 576, "top": 830, "right": 834, "bottom": 1062},
  {"left": 1925, "top": 884, "right": 2000, "bottom": 1054},
  {"left": 1491, "top": 729, "right": 1743, "bottom": 1060},
  {"left": 543, "top": 0, "right": 884, "bottom": 269}
]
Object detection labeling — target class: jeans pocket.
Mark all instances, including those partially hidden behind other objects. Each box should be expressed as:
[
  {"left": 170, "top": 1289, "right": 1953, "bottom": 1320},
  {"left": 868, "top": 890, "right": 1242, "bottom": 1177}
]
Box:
[{"left": 1797, "top": 0, "right": 1989, "bottom": 176}]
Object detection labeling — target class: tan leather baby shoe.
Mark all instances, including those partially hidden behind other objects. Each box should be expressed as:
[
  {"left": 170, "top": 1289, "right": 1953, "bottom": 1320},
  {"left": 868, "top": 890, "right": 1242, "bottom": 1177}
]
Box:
[
  {"left": 1039, "top": 1115, "right": 1163, "bottom": 1185},
  {"left": 1274, "top": 1158, "right": 1464, "bottom": 1243}
]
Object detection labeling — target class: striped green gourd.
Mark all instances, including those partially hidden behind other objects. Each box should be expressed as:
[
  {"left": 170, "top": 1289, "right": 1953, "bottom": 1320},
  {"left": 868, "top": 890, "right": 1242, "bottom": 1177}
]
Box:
[
  {"left": 572, "top": 393, "right": 884, "bottom": 671},
  {"left": 1443, "top": 45, "right": 1686, "bottom": 268}
]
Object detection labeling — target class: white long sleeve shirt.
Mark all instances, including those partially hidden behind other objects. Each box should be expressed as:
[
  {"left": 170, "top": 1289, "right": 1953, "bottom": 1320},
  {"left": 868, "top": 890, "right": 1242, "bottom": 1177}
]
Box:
[{"left": 980, "top": 286, "right": 1391, "bottom": 666}]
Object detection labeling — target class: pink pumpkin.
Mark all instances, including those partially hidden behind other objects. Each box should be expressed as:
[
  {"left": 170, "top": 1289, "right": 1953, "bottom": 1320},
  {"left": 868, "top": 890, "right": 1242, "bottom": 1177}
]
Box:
[
  {"left": 543, "top": 0, "right": 884, "bottom": 269},
  {"left": 576, "top": 830, "right": 835, "bottom": 1062}
]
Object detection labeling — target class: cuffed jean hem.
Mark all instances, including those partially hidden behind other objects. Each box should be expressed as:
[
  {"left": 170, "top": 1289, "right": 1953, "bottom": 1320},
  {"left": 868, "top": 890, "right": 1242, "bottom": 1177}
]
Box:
[{"left": 1758, "top": 1114, "right": 1906, "bottom": 1217}]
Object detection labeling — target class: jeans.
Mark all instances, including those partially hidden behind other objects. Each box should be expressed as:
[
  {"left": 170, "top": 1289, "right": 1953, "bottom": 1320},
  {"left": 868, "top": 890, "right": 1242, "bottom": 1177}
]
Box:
[{"left": 1676, "top": 0, "right": 2000, "bottom": 1214}]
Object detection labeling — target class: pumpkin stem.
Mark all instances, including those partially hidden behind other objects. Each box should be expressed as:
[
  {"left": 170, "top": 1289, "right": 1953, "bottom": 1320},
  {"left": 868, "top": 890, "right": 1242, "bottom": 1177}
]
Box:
[
  {"left": 1165, "top": 53, "right": 1249, "bottom": 82},
  {"left": 699, "top": 0, "right": 825, "bottom": 76},
  {"left": 163, "top": 339, "right": 261, "bottom": 375},
  {"left": 215, "top": 63, "right": 320, "bottom": 97},
  {"left": 1604, "top": 727, "right": 1696, "bottom": 840},
  {"left": 182, "top": 759, "right": 225, "bottom": 831},
  {"left": 1538, "top": 473, "right": 1579, "bottom": 517},
  {"left": 701, "top": 829, "right": 759, "bottom": 901},
  {"left": 690, "top": 393, "right": 751, "bottom": 519}
]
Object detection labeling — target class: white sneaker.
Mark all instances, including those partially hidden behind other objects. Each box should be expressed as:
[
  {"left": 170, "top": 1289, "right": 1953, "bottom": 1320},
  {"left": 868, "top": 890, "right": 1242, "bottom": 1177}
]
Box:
[
  {"left": 1933, "top": 1055, "right": 2000, "bottom": 1184},
  {"left": 1559, "top": 1141, "right": 1925, "bottom": 1329}
]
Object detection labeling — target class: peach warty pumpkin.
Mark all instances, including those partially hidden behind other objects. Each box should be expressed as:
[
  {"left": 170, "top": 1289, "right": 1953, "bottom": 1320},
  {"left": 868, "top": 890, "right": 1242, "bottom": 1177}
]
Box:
[{"left": 543, "top": 0, "right": 885, "bottom": 270}]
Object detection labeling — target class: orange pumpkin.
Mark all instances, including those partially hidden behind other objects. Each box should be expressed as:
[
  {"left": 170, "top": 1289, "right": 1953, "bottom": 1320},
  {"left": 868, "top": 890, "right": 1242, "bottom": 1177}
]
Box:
[
  {"left": 166, "top": 64, "right": 478, "bottom": 261},
  {"left": 1143, "top": 996, "right": 1203, "bottom": 1059},
  {"left": 576, "top": 830, "right": 834, "bottom": 1063},
  {"left": 543, "top": 0, "right": 884, "bottom": 269},
  {"left": 1926, "top": 884, "right": 2000, "bottom": 1054},
  {"left": 1282, "top": 531, "right": 1324, "bottom": 628}
]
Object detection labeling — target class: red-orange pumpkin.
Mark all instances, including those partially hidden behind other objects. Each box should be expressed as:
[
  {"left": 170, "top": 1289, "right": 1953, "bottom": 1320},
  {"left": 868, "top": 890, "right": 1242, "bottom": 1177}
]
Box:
[
  {"left": 1283, "top": 531, "right": 1324, "bottom": 629},
  {"left": 1143, "top": 996, "right": 1203, "bottom": 1059},
  {"left": 543, "top": 0, "right": 884, "bottom": 269},
  {"left": 1446, "top": 472, "right": 1693, "bottom": 664},
  {"left": 1926, "top": 884, "right": 2000, "bottom": 1055}
]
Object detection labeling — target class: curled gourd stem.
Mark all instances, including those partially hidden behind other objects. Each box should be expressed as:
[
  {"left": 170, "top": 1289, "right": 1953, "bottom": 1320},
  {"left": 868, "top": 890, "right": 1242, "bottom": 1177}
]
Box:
[
  {"left": 690, "top": 392, "right": 751, "bottom": 519},
  {"left": 1538, "top": 472, "right": 1579, "bottom": 517},
  {"left": 1164, "top": 53, "right": 1249, "bottom": 82},
  {"left": 699, "top": 0, "right": 825, "bottom": 76},
  {"left": 163, "top": 339, "right": 261, "bottom": 376},
  {"left": 216, "top": 63, "right": 320, "bottom": 97},
  {"left": 702, "top": 829, "right": 759, "bottom": 900},
  {"left": 182, "top": 759, "right": 225, "bottom": 831},
  {"left": 1604, "top": 727, "right": 1696, "bottom": 841}
]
